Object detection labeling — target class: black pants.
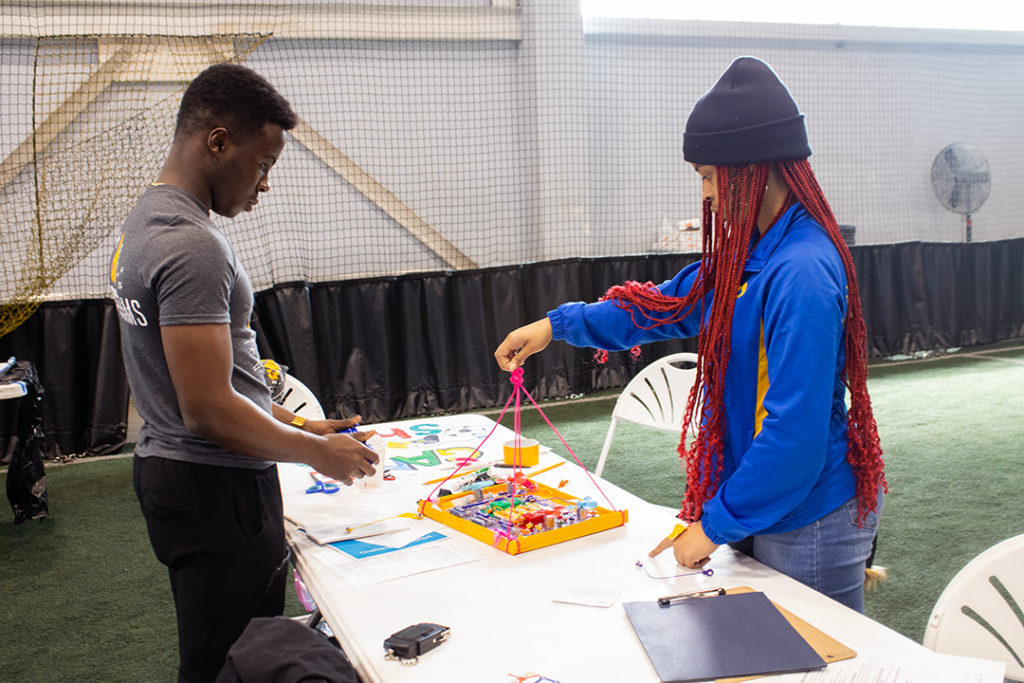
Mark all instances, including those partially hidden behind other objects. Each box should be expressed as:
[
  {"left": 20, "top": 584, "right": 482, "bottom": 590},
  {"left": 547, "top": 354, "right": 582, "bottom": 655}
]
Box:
[{"left": 134, "top": 456, "right": 289, "bottom": 683}]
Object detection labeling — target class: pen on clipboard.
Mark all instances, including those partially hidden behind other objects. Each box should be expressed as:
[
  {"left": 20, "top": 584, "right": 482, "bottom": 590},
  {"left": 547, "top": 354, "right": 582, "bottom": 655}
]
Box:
[{"left": 657, "top": 587, "right": 725, "bottom": 606}]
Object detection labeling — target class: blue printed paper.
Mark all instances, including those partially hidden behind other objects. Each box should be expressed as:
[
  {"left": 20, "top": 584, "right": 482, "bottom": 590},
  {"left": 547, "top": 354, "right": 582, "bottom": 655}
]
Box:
[{"left": 328, "top": 531, "right": 447, "bottom": 559}]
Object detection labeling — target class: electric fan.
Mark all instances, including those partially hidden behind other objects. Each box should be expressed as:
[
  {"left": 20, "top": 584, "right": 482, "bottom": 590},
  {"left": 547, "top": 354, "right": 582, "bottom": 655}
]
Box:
[{"left": 930, "top": 143, "right": 991, "bottom": 242}]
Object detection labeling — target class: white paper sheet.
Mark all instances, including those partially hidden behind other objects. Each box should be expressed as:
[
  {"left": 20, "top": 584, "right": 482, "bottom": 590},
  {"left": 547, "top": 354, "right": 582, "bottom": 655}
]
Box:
[
  {"left": 284, "top": 497, "right": 415, "bottom": 544},
  {"left": 313, "top": 536, "right": 492, "bottom": 587},
  {"left": 794, "top": 653, "right": 1006, "bottom": 683}
]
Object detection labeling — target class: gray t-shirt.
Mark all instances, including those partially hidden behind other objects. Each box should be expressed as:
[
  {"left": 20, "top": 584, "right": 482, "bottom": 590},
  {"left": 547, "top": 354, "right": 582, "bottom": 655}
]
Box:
[{"left": 110, "top": 184, "right": 273, "bottom": 469}]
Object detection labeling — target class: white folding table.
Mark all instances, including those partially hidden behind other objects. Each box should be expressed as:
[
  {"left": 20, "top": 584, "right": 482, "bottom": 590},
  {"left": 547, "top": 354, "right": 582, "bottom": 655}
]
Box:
[{"left": 282, "top": 413, "right": 997, "bottom": 683}]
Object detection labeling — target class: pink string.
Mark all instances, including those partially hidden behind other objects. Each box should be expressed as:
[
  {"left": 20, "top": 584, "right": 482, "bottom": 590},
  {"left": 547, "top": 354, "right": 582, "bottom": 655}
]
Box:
[
  {"left": 425, "top": 386, "right": 517, "bottom": 503},
  {"left": 513, "top": 370, "right": 620, "bottom": 512},
  {"left": 425, "top": 368, "right": 621, "bottom": 536}
]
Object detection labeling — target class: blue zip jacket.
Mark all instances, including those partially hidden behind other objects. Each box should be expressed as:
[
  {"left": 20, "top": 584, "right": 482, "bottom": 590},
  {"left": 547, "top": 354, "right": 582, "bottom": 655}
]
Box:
[{"left": 548, "top": 203, "right": 856, "bottom": 544}]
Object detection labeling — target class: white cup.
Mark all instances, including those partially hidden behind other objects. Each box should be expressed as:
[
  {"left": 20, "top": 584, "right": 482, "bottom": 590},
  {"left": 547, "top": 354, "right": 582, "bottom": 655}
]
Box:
[{"left": 357, "top": 434, "right": 385, "bottom": 488}]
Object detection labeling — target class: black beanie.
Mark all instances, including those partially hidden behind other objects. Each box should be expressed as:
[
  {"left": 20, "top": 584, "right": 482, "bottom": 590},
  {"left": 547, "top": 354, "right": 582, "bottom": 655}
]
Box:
[{"left": 683, "top": 57, "right": 811, "bottom": 166}]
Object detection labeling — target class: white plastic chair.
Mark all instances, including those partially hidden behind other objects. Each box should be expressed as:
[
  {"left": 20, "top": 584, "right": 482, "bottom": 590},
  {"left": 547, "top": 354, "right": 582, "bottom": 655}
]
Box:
[
  {"left": 594, "top": 352, "right": 699, "bottom": 478},
  {"left": 923, "top": 533, "right": 1024, "bottom": 680},
  {"left": 279, "top": 374, "right": 326, "bottom": 421}
]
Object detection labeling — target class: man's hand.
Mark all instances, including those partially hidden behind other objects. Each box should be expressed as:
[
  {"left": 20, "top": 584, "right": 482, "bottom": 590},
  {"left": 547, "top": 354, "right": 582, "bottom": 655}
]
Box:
[
  {"left": 494, "top": 318, "right": 553, "bottom": 372},
  {"left": 303, "top": 415, "right": 370, "bottom": 438},
  {"left": 649, "top": 520, "right": 719, "bottom": 569},
  {"left": 312, "top": 433, "right": 380, "bottom": 485}
]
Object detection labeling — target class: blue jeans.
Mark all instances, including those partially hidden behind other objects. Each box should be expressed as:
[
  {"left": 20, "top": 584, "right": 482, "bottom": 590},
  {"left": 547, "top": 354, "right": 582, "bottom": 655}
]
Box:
[{"left": 728, "top": 495, "right": 882, "bottom": 613}]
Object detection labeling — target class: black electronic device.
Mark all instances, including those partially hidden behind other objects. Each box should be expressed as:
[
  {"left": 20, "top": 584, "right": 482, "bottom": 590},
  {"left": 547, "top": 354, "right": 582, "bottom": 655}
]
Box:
[{"left": 383, "top": 622, "right": 450, "bottom": 664}]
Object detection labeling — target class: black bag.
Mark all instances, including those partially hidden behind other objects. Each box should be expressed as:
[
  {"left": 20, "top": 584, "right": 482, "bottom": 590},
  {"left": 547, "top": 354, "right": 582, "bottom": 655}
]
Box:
[
  {"left": 5, "top": 360, "right": 48, "bottom": 524},
  {"left": 215, "top": 617, "right": 359, "bottom": 683}
]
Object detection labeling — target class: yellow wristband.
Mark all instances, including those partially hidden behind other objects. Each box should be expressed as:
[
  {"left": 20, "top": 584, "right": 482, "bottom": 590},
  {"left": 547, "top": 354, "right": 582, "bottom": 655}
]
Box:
[
  {"left": 290, "top": 415, "right": 308, "bottom": 430},
  {"left": 668, "top": 523, "right": 687, "bottom": 540}
]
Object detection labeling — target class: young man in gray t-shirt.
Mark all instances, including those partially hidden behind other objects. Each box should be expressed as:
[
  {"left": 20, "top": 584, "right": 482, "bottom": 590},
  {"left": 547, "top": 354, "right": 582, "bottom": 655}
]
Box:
[{"left": 111, "top": 63, "right": 374, "bottom": 683}]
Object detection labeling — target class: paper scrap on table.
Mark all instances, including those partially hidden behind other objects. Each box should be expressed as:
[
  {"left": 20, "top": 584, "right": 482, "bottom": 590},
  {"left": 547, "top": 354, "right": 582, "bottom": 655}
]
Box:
[
  {"left": 793, "top": 653, "right": 1005, "bottom": 683},
  {"left": 552, "top": 585, "right": 621, "bottom": 608}
]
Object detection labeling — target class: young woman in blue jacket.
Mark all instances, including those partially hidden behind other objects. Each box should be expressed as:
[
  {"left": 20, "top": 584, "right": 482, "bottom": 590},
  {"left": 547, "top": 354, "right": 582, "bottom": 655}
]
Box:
[{"left": 494, "top": 57, "right": 886, "bottom": 613}]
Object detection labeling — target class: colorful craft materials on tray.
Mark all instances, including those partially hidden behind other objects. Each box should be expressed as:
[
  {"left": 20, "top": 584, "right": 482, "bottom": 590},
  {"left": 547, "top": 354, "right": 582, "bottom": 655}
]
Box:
[{"left": 418, "top": 368, "right": 628, "bottom": 555}]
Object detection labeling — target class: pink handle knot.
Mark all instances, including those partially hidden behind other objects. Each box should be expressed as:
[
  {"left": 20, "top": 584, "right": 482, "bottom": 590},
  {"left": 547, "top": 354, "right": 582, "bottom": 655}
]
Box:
[{"left": 509, "top": 367, "right": 525, "bottom": 387}]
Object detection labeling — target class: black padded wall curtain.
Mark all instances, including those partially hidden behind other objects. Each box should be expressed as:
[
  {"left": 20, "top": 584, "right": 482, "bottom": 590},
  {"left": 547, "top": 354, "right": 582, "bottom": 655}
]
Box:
[
  {"left": 252, "top": 239, "right": 1024, "bottom": 423},
  {"left": 0, "top": 299, "right": 129, "bottom": 462},
  {"left": 251, "top": 254, "right": 702, "bottom": 425},
  {"left": 3, "top": 239, "right": 1024, "bottom": 457},
  {"left": 857, "top": 240, "right": 1024, "bottom": 357}
]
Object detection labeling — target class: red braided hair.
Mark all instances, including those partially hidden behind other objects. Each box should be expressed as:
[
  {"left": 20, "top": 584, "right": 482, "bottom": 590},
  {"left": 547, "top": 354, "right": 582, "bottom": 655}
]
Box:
[
  {"left": 599, "top": 159, "right": 885, "bottom": 526},
  {"left": 777, "top": 158, "right": 887, "bottom": 525}
]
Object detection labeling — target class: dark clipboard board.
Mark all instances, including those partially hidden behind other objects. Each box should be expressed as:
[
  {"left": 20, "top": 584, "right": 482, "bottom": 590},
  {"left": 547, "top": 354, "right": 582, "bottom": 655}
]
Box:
[
  {"left": 720, "top": 587, "right": 856, "bottom": 682},
  {"left": 624, "top": 590, "right": 828, "bottom": 683}
]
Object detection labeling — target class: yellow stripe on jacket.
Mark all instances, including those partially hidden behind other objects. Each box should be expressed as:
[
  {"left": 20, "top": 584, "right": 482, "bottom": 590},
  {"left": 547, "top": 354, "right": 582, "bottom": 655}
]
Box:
[{"left": 755, "top": 322, "right": 769, "bottom": 436}]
